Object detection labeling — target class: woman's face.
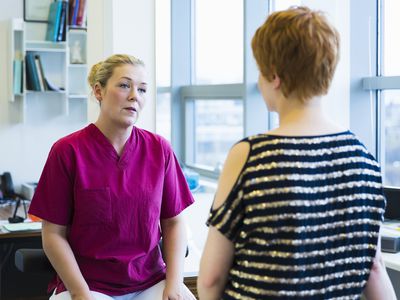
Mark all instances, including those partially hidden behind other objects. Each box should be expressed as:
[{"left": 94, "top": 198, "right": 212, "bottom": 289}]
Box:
[{"left": 96, "top": 64, "right": 147, "bottom": 128}]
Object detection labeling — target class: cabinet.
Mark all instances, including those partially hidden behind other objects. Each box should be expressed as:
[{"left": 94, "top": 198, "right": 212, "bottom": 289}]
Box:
[{"left": 7, "top": 18, "right": 88, "bottom": 123}]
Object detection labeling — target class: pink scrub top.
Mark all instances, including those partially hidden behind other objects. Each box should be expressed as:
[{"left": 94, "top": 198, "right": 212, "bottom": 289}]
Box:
[{"left": 28, "top": 124, "right": 194, "bottom": 296}]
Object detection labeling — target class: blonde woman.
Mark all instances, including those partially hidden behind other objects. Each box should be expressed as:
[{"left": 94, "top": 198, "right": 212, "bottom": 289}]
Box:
[{"left": 29, "top": 54, "right": 196, "bottom": 300}]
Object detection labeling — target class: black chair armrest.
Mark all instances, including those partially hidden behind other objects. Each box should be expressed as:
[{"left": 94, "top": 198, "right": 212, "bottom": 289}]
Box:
[{"left": 15, "top": 248, "right": 54, "bottom": 275}]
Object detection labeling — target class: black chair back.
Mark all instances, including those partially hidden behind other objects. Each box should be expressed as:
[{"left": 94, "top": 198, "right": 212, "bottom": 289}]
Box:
[{"left": 383, "top": 186, "right": 400, "bottom": 220}]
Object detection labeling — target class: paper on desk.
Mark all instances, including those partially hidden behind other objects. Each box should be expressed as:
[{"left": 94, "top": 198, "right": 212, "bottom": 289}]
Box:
[
  {"left": 383, "top": 222, "right": 400, "bottom": 231},
  {"left": 2, "top": 222, "right": 42, "bottom": 232}
]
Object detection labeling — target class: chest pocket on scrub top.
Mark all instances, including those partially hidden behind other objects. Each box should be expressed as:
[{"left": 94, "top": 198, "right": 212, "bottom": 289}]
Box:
[{"left": 75, "top": 187, "right": 112, "bottom": 225}]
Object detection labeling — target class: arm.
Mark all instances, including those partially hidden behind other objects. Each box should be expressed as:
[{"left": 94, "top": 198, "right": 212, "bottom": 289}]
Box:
[
  {"left": 42, "top": 220, "right": 94, "bottom": 300},
  {"left": 160, "top": 214, "right": 194, "bottom": 300},
  {"left": 198, "top": 142, "right": 250, "bottom": 300},
  {"left": 198, "top": 227, "right": 234, "bottom": 300},
  {"left": 363, "top": 234, "right": 397, "bottom": 300}
]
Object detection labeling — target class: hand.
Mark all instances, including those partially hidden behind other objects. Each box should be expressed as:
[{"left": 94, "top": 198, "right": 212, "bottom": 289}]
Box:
[{"left": 162, "top": 282, "right": 197, "bottom": 300}]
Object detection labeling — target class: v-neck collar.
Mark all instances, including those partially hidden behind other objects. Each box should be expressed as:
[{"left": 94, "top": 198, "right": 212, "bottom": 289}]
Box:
[{"left": 87, "top": 123, "right": 135, "bottom": 168}]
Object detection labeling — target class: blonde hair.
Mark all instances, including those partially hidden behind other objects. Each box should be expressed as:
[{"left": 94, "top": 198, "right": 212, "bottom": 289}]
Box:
[
  {"left": 252, "top": 6, "right": 340, "bottom": 102},
  {"left": 87, "top": 54, "right": 145, "bottom": 88}
]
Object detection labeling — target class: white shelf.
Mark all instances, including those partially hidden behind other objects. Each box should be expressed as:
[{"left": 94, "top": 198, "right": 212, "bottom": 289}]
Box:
[
  {"left": 26, "top": 48, "right": 66, "bottom": 53},
  {"left": 26, "top": 41, "right": 67, "bottom": 51},
  {"left": 6, "top": 18, "right": 88, "bottom": 123},
  {"left": 25, "top": 90, "right": 66, "bottom": 95},
  {"left": 68, "top": 26, "right": 87, "bottom": 32},
  {"left": 68, "top": 64, "right": 87, "bottom": 68},
  {"left": 69, "top": 94, "right": 87, "bottom": 99}
]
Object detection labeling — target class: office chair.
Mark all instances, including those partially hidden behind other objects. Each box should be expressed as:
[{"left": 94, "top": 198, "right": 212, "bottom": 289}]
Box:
[
  {"left": 383, "top": 186, "right": 400, "bottom": 220},
  {"left": 15, "top": 248, "right": 53, "bottom": 274}
]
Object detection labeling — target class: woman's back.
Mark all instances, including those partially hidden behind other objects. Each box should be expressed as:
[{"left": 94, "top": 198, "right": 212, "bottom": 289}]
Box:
[{"left": 208, "top": 131, "right": 385, "bottom": 299}]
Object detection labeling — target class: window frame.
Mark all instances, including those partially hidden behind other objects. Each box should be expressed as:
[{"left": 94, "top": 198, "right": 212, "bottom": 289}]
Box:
[
  {"left": 181, "top": 84, "right": 244, "bottom": 178},
  {"left": 165, "top": 0, "right": 398, "bottom": 182},
  {"left": 357, "top": 0, "right": 400, "bottom": 185},
  {"left": 170, "top": 0, "right": 270, "bottom": 176}
]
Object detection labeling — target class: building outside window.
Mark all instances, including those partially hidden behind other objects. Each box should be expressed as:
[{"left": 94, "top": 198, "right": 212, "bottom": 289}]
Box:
[
  {"left": 381, "top": 0, "right": 400, "bottom": 186},
  {"left": 157, "top": 0, "right": 400, "bottom": 186}
]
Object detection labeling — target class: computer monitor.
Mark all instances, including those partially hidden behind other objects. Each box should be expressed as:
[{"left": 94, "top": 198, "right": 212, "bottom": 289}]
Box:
[{"left": 383, "top": 186, "right": 400, "bottom": 220}]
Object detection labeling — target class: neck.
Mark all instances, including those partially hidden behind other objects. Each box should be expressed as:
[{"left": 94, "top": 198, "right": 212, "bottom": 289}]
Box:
[
  {"left": 272, "top": 95, "right": 343, "bottom": 135},
  {"left": 278, "top": 96, "right": 323, "bottom": 125},
  {"left": 94, "top": 119, "right": 132, "bottom": 156}
]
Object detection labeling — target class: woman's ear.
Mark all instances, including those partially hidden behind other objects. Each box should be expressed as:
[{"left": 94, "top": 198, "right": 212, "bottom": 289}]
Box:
[
  {"left": 272, "top": 74, "right": 281, "bottom": 89},
  {"left": 93, "top": 83, "right": 103, "bottom": 101}
]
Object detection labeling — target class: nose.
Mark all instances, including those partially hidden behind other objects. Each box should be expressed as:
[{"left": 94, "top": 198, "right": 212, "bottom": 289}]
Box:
[{"left": 129, "top": 88, "right": 138, "bottom": 102}]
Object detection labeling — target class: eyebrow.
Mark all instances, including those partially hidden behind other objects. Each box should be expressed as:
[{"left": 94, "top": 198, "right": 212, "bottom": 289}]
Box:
[{"left": 120, "top": 77, "right": 147, "bottom": 85}]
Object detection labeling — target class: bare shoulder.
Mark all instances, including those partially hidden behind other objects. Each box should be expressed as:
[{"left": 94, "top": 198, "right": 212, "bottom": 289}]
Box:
[{"left": 213, "top": 141, "right": 250, "bottom": 209}]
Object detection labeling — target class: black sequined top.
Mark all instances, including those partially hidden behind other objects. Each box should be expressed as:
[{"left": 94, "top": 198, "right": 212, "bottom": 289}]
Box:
[{"left": 207, "top": 131, "right": 385, "bottom": 300}]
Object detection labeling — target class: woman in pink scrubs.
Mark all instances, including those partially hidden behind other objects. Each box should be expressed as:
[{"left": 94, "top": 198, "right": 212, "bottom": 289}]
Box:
[{"left": 29, "top": 54, "right": 196, "bottom": 300}]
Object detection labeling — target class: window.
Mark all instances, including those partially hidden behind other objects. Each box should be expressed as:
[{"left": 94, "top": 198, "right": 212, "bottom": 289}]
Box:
[
  {"left": 155, "top": 0, "right": 171, "bottom": 86},
  {"left": 155, "top": 0, "right": 171, "bottom": 141},
  {"left": 156, "top": 93, "right": 172, "bottom": 141},
  {"left": 359, "top": 0, "right": 400, "bottom": 187},
  {"left": 273, "top": 0, "right": 301, "bottom": 11},
  {"left": 168, "top": 0, "right": 269, "bottom": 176},
  {"left": 194, "top": 0, "right": 243, "bottom": 84},
  {"left": 382, "top": 91, "right": 400, "bottom": 186},
  {"left": 382, "top": 0, "right": 400, "bottom": 76},
  {"left": 381, "top": 0, "right": 400, "bottom": 186},
  {"left": 185, "top": 99, "right": 243, "bottom": 171}
]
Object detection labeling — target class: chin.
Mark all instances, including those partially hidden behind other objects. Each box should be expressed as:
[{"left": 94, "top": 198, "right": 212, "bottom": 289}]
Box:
[{"left": 119, "top": 118, "right": 137, "bottom": 128}]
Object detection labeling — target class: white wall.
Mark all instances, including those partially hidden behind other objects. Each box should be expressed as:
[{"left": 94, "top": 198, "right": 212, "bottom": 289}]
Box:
[
  {"left": 88, "top": 0, "right": 156, "bottom": 132},
  {"left": 110, "top": 0, "right": 156, "bottom": 131},
  {"left": 0, "top": 0, "right": 156, "bottom": 190},
  {"left": 0, "top": 0, "right": 22, "bottom": 21},
  {"left": 0, "top": 0, "right": 87, "bottom": 189},
  {"left": 86, "top": 0, "right": 156, "bottom": 131}
]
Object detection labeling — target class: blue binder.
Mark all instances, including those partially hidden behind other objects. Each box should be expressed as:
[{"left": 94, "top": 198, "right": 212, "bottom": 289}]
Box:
[
  {"left": 45, "top": 1, "right": 63, "bottom": 42},
  {"left": 25, "top": 53, "right": 41, "bottom": 91}
]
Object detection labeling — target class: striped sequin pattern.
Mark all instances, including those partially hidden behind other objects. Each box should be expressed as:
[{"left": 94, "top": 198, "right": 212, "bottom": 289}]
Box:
[{"left": 207, "top": 132, "right": 385, "bottom": 300}]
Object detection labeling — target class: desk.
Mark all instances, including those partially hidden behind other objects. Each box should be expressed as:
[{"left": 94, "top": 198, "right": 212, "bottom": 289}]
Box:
[
  {"left": 0, "top": 202, "right": 201, "bottom": 300},
  {"left": 382, "top": 252, "right": 400, "bottom": 298},
  {"left": 0, "top": 202, "right": 50, "bottom": 300},
  {"left": 0, "top": 203, "right": 50, "bottom": 300}
]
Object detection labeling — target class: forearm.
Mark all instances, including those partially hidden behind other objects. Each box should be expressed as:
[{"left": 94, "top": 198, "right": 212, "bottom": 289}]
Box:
[
  {"left": 363, "top": 252, "right": 396, "bottom": 300},
  {"left": 42, "top": 223, "right": 91, "bottom": 299},
  {"left": 161, "top": 217, "right": 187, "bottom": 285}
]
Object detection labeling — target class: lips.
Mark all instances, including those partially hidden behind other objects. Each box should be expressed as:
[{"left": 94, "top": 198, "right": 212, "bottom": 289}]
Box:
[{"left": 124, "top": 107, "right": 137, "bottom": 113}]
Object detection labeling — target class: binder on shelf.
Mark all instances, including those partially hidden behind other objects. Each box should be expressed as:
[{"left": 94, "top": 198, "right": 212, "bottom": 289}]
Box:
[
  {"left": 57, "top": 1, "right": 68, "bottom": 42},
  {"left": 46, "top": 0, "right": 63, "bottom": 42},
  {"left": 13, "top": 59, "right": 22, "bottom": 94},
  {"left": 25, "top": 53, "right": 41, "bottom": 91},
  {"left": 70, "top": 0, "right": 80, "bottom": 26},
  {"left": 76, "top": 0, "right": 87, "bottom": 27},
  {"left": 34, "top": 55, "right": 47, "bottom": 91}
]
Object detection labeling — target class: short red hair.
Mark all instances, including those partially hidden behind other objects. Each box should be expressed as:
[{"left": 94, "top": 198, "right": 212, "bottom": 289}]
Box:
[{"left": 252, "top": 6, "right": 340, "bottom": 101}]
